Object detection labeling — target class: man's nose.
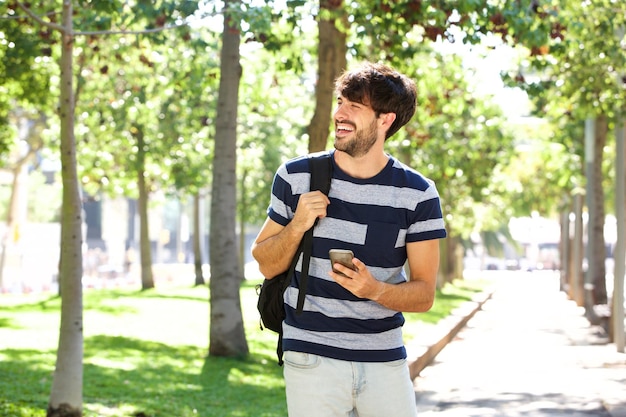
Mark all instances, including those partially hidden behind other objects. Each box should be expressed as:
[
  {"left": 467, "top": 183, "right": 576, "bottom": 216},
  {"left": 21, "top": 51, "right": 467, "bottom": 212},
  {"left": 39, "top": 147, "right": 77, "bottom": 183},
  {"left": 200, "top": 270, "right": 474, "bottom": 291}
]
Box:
[{"left": 334, "top": 105, "right": 347, "bottom": 121}]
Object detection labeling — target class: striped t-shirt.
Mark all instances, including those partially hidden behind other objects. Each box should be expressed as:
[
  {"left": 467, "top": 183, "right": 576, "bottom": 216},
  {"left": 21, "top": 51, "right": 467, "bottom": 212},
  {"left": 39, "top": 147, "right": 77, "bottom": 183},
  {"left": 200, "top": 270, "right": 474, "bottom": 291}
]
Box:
[{"left": 267, "top": 150, "right": 447, "bottom": 362}]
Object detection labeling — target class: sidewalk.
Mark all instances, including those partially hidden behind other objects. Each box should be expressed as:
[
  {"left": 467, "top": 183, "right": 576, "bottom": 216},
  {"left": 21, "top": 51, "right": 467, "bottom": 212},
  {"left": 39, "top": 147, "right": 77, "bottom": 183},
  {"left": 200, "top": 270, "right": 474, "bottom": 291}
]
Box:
[{"left": 409, "top": 271, "right": 626, "bottom": 417}]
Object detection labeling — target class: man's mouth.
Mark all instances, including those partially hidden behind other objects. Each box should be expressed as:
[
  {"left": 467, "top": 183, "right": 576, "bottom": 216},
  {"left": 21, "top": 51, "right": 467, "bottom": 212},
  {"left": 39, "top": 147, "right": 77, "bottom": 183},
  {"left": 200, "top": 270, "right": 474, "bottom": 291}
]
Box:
[{"left": 336, "top": 122, "right": 355, "bottom": 136}]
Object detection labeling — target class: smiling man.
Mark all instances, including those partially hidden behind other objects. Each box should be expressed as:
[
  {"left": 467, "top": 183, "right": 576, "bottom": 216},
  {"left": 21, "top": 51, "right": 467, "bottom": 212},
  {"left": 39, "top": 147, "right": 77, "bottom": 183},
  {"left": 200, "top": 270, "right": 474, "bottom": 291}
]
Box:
[{"left": 251, "top": 62, "right": 447, "bottom": 417}]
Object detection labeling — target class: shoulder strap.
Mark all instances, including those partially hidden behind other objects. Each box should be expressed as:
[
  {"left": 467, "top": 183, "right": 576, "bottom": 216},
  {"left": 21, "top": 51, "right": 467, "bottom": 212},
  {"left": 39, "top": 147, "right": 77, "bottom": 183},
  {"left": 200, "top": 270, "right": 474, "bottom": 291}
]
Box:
[
  {"left": 295, "top": 152, "right": 333, "bottom": 314},
  {"left": 309, "top": 151, "right": 333, "bottom": 196}
]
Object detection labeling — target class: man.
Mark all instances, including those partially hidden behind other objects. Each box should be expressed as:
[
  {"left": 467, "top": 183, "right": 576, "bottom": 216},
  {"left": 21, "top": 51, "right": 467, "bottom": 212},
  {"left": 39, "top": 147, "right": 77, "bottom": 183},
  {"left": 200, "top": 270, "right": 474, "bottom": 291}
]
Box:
[{"left": 251, "top": 61, "right": 447, "bottom": 417}]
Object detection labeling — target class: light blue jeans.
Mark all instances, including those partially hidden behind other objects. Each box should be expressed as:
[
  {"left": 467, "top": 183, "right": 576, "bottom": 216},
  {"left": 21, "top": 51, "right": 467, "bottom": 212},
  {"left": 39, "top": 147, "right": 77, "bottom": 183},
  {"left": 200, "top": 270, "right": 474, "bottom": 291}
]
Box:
[{"left": 283, "top": 351, "right": 418, "bottom": 417}]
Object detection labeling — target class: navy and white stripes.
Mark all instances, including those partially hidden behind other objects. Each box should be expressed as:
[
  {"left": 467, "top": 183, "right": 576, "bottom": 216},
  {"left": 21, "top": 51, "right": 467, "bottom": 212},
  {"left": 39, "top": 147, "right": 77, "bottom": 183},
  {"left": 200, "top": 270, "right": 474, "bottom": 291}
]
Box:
[{"left": 267, "top": 150, "right": 447, "bottom": 362}]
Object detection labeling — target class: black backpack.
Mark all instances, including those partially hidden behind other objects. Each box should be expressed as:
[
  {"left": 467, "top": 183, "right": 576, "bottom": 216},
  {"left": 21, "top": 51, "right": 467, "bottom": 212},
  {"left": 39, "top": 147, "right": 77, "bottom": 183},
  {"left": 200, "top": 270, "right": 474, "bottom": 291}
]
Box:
[{"left": 256, "top": 152, "right": 333, "bottom": 365}]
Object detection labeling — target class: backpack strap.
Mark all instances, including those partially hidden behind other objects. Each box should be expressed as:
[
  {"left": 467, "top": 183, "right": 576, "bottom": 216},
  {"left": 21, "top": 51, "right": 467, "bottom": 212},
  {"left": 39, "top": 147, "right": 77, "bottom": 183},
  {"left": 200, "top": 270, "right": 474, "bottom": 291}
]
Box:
[
  {"left": 295, "top": 152, "right": 333, "bottom": 314},
  {"left": 309, "top": 151, "right": 333, "bottom": 196}
]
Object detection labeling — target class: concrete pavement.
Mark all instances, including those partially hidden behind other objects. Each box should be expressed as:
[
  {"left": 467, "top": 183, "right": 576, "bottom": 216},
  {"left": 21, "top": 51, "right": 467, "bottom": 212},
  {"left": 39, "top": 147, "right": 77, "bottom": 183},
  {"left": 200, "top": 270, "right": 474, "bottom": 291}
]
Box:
[{"left": 410, "top": 271, "right": 626, "bottom": 417}]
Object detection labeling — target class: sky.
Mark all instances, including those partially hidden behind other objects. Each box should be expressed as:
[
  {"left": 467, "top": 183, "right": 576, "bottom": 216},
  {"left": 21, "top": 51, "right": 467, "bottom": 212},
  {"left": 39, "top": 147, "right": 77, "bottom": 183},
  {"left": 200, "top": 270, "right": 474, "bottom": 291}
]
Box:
[{"left": 436, "top": 29, "right": 532, "bottom": 120}]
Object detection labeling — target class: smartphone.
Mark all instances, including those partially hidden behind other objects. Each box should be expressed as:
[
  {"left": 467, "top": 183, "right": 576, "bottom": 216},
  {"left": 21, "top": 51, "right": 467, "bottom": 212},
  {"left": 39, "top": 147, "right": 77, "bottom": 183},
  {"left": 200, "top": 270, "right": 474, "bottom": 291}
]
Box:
[{"left": 329, "top": 249, "right": 356, "bottom": 277}]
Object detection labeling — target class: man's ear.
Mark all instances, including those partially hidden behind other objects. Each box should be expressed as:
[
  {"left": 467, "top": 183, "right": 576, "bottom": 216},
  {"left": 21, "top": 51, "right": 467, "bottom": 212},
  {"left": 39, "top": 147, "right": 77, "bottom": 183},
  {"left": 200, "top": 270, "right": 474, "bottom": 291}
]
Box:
[{"left": 379, "top": 112, "right": 396, "bottom": 129}]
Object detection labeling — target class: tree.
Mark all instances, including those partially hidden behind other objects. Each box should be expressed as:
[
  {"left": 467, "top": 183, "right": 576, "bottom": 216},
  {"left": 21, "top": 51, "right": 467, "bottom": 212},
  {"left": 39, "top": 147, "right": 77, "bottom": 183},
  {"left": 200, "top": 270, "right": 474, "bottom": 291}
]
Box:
[
  {"left": 307, "top": 0, "right": 347, "bottom": 152},
  {"left": 72, "top": 4, "right": 203, "bottom": 290},
  {"left": 164, "top": 30, "right": 220, "bottom": 287},
  {"left": 209, "top": 0, "right": 249, "bottom": 358},
  {"left": 12, "top": 1, "right": 87, "bottom": 414},
  {"left": 388, "top": 51, "right": 515, "bottom": 282},
  {"left": 0, "top": 1, "right": 57, "bottom": 291},
  {"left": 0, "top": 109, "right": 46, "bottom": 290},
  {"left": 4, "top": 1, "right": 203, "bottom": 414},
  {"left": 236, "top": 44, "right": 315, "bottom": 273},
  {"left": 502, "top": 0, "right": 626, "bottom": 309},
  {"left": 266, "top": 0, "right": 537, "bottom": 281}
]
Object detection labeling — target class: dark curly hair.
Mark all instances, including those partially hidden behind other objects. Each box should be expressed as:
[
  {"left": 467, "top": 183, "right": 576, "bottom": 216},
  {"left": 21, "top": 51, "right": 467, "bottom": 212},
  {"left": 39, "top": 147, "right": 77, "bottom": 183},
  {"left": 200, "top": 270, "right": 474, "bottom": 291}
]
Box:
[{"left": 334, "top": 62, "right": 417, "bottom": 140}]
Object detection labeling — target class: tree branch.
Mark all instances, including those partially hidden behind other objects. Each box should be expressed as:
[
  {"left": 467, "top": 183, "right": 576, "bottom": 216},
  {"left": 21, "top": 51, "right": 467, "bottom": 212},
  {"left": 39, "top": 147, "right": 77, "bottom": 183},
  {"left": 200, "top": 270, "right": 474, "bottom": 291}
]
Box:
[
  {"left": 11, "top": 4, "right": 219, "bottom": 38},
  {"left": 74, "top": 21, "right": 190, "bottom": 37},
  {"left": 16, "top": 2, "right": 67, "bottom": 34},
  {"left": 0, "top": 10, "right": 60, "bottom": 20},
  {"left": 73, "top": 12, "right": 220, "bottom": 37}
]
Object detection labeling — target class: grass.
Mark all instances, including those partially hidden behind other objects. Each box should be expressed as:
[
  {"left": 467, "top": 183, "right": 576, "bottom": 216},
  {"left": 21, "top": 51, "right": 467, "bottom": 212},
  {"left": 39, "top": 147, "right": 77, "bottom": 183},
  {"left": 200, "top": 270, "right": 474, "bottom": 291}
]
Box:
[{"left": 0, "top": 277, "right": 489, "bottom": 417}]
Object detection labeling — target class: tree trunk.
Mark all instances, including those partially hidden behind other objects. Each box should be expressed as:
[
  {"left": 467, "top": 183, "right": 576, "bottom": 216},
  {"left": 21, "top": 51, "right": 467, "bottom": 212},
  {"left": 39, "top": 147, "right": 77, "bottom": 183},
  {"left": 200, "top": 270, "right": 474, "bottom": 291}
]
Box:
[
  {"left": 559, "top": 208, "right": 570, "bottom": 292},
  {"left": 447, "top": 235, "right": 460, "bottom": 283},
  {"left": 307, "top": 0, "right": 347, "bottom": 153},
  {"left": 571, "top": 192, "right": 585, "bottom": 306},
  {"left": 193, "top": 192, "right": 205, "bottom": 286},
  {"left": 239, "top": 169, "right": 248, "bottom": 280},
  {"left": 437, "top": 238, "right": 448, "bottom": 289},
  {"left": 0, "top": 160, "right": 25, "bottom": 291},
  {"left": 136, "top": 128, "right": 155, "bottom": 290},
  {"left": 177, "top": 199, "right": 185, "bottom": 263},
  {"left": 209, "top": 0, "right": 248, "bottom": 358},
  {"left": 48, "top": 2, "right": 83, "bottom": 415},
  {"left": 613, "top": 121, "right": 626, "bottom": 351},
  {"left": 590, "top": 116, "right": 608, "bottom": 305},
  {"left": 0, "top": 112, "right": 45, "bottom": 290}
]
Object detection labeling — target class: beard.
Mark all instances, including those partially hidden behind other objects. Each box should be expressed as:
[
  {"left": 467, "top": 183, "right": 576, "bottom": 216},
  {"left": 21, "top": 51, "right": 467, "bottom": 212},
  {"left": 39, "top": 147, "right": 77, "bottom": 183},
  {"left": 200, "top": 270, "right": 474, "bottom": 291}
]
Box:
[{"left": 334, "top": 118, "right": 378, "bottom": 158}]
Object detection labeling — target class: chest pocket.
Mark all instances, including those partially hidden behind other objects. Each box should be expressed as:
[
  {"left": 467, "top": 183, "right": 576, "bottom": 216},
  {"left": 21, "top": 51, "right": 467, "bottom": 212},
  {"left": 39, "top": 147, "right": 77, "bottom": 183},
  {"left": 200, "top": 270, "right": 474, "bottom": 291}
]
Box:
[{"left": 365, "top": 221, "right": 405, "bottom": 249}]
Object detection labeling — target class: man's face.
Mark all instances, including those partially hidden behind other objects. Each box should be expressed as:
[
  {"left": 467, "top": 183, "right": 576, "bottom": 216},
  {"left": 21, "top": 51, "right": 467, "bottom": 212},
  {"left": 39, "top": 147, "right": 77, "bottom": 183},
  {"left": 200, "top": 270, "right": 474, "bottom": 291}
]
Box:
[{"left": 332, "top": 95, "right": 379, "bottom": 158}]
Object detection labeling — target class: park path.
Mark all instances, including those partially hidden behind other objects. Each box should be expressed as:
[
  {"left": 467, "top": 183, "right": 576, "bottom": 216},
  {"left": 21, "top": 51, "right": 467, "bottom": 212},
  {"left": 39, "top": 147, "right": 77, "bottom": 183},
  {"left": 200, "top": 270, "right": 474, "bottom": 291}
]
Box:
[{"left": 413, "top": 271, "right": 626, "bottom": 417}]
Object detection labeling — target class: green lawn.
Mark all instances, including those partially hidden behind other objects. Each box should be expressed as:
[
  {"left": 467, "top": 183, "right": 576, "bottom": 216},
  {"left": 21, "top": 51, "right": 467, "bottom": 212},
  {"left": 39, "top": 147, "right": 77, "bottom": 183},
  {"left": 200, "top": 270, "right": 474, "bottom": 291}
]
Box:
[{"left": 0, "top": 278, "right": 488, "bottom": 417}]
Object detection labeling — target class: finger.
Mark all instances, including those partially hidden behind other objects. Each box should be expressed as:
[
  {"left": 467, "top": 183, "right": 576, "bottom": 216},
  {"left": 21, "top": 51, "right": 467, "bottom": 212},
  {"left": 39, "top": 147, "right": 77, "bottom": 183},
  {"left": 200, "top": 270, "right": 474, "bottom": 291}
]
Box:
[
  {"left": 306, "top": 190, "right": 330, "bottom": 204},
  {"left": 299, "top": 198, "right": 328, "bottom": 217},
  {"left": 352, "top": 258, "right": 364, "bottom": 271},
  {"left": 332, "top": 263, "right": 353, "bottom": 279}
]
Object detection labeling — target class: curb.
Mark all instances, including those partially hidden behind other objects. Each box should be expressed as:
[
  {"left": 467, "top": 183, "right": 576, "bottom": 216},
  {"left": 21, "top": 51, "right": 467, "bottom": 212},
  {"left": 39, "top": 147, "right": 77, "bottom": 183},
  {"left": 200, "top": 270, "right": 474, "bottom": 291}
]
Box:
[
  {"left": 407, "top": 289, "right": 494, "bottom": 381},
  {"left": 606, "top": 404, "right": 626, "bottom": 417}
]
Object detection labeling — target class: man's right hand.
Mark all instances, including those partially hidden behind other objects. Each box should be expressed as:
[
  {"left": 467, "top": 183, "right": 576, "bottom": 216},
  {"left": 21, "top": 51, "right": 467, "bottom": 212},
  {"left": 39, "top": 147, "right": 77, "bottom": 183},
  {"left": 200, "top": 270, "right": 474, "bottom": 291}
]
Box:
[
  {"left": 291, "top": 190, "right": 330, "bottom": 233},
  {"left": 251, "top": 190, "right": 330, "bottom": 278}
]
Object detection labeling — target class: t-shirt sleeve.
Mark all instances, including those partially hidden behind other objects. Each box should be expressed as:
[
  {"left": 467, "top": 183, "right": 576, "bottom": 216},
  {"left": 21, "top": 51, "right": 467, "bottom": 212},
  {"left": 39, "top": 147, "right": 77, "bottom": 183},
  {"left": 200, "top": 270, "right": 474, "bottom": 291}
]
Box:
[
  {"left": 406, "top": 181, "right": 447, "bottom": 242},
  {"left": 266, "top": 157, "right": 310, "bottom": 226},
  {"left": 267, "top": 163, "right": 293, "bottom": 226}
]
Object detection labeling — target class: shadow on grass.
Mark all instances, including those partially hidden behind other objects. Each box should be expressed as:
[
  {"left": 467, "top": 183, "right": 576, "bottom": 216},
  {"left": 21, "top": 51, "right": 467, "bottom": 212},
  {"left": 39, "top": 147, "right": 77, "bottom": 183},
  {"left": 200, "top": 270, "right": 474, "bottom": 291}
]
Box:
[
  {"left": 197, "top": 353, "right": 286, "bottom": 417},
  {"left": 132, "top": 289, "right": 209, "bottom": 303},
  {"left": 82, "top": 335, "right": 285, "bottom": 417},
  {"left": 0, "top": 295, "right": 60, "bottom": 313},
  {"left": 0, "top": 348, "right": 54, "bottom": 417},
  {"left": 0, "top": 293, "right": 137, "bottom": 315},
  {"left": 0, "top": 317, "right": 19, "bottom": 329},
  {"left": 1, "top": 284, "right": 247, "bottom": 317},
  {"left": 85, "top": 286, "right": 212, "bottom": 304},
  {"left": 0, "top": 335, "right": 286, "bottom": 417}
]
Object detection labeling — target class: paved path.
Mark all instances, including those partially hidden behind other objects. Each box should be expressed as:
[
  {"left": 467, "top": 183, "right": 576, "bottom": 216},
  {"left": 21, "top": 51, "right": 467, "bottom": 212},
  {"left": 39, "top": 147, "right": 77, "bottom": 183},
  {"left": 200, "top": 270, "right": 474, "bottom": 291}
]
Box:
[{"left": 413, "top": 271, "right": 626, "bottom": 417}]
